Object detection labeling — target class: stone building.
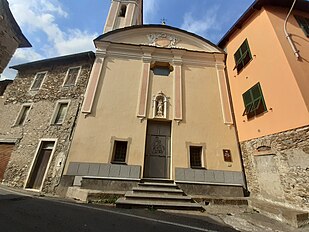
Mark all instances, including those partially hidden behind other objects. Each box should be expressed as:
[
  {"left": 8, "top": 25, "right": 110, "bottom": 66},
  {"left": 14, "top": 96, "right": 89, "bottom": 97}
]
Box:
[
  {"left": 218, "top": 0, "right": 309, "bottom": 211},
  {"left": 0, "top": 51, "right": 95, "bottom": 193},
  {"left": 61, "top": 0, "right": 246, "bottom": 207},
  {"left": 0, "top": 0, "right": 31, "bottom": 74}
]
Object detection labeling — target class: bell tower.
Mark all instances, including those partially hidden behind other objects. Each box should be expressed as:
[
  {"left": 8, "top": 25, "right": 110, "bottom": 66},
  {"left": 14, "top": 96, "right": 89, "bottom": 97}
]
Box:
[{"left": 103, "top": 0, "right": 143, "bottom": 33}]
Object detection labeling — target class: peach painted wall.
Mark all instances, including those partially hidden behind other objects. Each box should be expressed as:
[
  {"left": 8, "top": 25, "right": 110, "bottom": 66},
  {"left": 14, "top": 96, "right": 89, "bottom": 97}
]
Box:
[
  {"left": 223, "top": 7, "right": 309, "bottom": 142},
  {"left": 266, "top": 6, "right": 309, "bottom": 111}
]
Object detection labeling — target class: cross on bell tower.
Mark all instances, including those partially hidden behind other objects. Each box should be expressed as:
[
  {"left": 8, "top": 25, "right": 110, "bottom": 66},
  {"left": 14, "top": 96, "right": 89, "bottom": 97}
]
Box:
[{"left": 103, "top": 0, "right": 143, "bottom": 33}]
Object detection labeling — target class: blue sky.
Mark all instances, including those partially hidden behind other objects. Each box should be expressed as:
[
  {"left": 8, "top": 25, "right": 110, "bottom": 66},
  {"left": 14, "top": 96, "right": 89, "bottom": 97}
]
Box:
[{"left": 2, "top": 0, "right": 255, "bottom": 80}]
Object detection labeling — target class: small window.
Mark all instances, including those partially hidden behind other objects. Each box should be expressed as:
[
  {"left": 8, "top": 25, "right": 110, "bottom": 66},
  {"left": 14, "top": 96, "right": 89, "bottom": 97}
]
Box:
[
  {"left": 242, "top": 83, "right": 267, "bottom": 119},
  {"left": 223, "top": 149, "right": 232, "bottom": 162},
  {"left": 190, "top": 146, "right": 202, "bottom": 168},
  {"left": 31, "top": 72, "right": 46, "bottom": 90},
  {"left": 15, "top": 104, "right": 31, "bottom": 126},
  {"left": 119, "top": 5, "right": 127, "bottom": 17},
  {"left": 112, "top": 141, "right": 128, "bottom": 163},
  {"left": 52, "top": 102, "right": 69, "bottom": 125},
  {"left": 63, "top": 67, "right": 81, "bottom": 87},
  {"left": 234, "top": 39, "right": 252, "bottom": 73},
  {"left": 295, "top": 15, "right": 309, "bottom": 37},
  {"left": 151, "top": 62, "right": 173, "bottom": 76}
]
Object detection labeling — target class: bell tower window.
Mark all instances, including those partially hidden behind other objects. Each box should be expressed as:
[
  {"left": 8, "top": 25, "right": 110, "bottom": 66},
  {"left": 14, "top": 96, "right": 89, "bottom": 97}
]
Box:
[{"left": 119, "top": 5, "right": 127, "bottom": 17}]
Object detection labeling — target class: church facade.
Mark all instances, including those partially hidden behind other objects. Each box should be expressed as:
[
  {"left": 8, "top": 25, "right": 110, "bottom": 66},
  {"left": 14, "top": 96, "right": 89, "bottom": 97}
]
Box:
[{"left": 61, "top": 0, "right": 246, "bottom": 197}]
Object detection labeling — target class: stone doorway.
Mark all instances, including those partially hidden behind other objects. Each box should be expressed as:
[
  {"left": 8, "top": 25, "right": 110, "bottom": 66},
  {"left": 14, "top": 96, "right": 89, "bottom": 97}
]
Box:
[
  {"left": 26, "top": 141, "right": 55, "bottom": 190},
  {"left": 143, "top": 121, "right": 171, "bottom": 179}
]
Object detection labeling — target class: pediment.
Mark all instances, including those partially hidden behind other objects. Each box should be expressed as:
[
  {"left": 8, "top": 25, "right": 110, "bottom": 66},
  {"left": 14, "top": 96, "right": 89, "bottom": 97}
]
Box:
[{"left": 94, "top": 25, "right": 223, "bottom": 53}]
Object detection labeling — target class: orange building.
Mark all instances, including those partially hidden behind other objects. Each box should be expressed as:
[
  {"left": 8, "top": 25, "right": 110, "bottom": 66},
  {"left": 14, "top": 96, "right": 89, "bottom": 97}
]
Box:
[{"left": 218, "top": 0, "right": 309, "bottom": 211}]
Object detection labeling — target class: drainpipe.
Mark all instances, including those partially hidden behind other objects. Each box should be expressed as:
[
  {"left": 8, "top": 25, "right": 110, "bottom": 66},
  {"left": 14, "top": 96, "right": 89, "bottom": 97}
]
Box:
[{"left": 284, "top": 0, "right": 300, "bottom": 59}]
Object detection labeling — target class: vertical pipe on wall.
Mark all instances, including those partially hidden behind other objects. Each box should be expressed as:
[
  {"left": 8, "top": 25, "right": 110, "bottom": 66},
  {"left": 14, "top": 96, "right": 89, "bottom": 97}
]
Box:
[{"left": 284, "top": 0, "right": 300, "bottom": 59}]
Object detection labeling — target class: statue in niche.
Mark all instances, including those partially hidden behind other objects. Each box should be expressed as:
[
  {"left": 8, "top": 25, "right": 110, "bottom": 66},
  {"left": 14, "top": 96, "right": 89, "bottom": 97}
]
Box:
[
  {"left": 156, "top": 98, "right": 164, "bottom": 117},
  {"left": 153, "top": 91, "right": 168, "bottom": 119}
]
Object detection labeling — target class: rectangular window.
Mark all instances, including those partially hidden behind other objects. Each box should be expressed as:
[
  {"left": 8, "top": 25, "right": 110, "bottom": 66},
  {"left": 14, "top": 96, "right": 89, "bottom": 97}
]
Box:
[
  {"left": 242, "top": 83, "right": 267, "bottom": 119},
  {"left": 15, "top": 104, "right": 31, "bottom": 126},
  {"left": 223, "top": 149, "right": 232, "bottom": 162},
  {"left": 31, "top": 72, "right": 46, "bottom": 90},
  {"left": 63, "top": 67, "right": 81, "bottom": 86},
  {"left": 189, "top": 146, "right": 202, "bottom": 168},
  {"left": 234, "top": 39, "right": 252, "bottom": 73},
  {"left": 51, "top": 102, "right": 69, "bottom": 125},
  {"left": 112, "top": 141, "right": 128, "bottom": 163},
  {"left": 295, "top": 15, "right": 309, "bottom": 37}
]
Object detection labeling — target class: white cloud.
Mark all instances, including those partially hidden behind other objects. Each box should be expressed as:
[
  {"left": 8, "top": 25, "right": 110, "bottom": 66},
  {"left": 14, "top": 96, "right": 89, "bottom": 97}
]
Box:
[
  {"left": 0, "top": 49, "right": 44, "bottom": 80},
  {"left": 181, "top": 5, "right": 220, "bottom": 38},
  {"left": 3, "top": 0, "right": 98, "bottom": 79},
  {"left": 143, "top": 0, "right": 159, "bottom": 24}
]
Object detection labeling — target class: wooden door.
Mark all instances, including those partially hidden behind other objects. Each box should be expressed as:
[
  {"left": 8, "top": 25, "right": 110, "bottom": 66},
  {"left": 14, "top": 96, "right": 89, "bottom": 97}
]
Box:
[
  {"left": 0, "top": 143, "right": 14, "bottom": 180},
  {"left": 26, "top": 142, "right": 54, "bottom": 190},
  {"left": 144, "top": 121, "right": 171, "bottom": 179}
]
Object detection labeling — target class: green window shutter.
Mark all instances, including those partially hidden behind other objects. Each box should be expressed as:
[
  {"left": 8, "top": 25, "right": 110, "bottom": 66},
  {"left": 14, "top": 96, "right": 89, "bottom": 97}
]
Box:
[
  {"left": 295, "top": 15, "right": 309, "bottom": 37},
  {"left": 242, "top": 83, "right": 267, "bottom": 119},
  {"left": 234, "top": 39, "right": 252, "bottom": 73}
]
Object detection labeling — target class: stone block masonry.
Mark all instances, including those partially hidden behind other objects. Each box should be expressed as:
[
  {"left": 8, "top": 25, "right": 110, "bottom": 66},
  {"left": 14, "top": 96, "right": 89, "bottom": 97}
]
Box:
[
  {"left": 0, "top": 54, "right": 94, "bottom": 193},
  {"left": 241, "top": 125, "right": 309, "bottom": 211}
]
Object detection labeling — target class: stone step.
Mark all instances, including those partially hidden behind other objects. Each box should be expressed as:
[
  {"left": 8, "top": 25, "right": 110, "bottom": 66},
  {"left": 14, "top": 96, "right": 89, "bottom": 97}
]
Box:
[
  {"left": 138, "top": 182, "right": 178, "bottom": 189},
  {"left": 132, "top": 186, "right": 184, "bottom": 195},
  {"left": 116, "top": 197, "right": 204, "bottom": 211},
  {"left": 124, "top": 191, "right": 192, "bottom": 202},
  {"left": 141, "top": 178, "right": 175, "bottom": 184}
]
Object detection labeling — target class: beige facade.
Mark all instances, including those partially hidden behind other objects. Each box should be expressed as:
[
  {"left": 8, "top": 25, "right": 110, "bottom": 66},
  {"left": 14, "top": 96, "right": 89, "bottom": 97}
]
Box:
[
  {"left": 218, "top": 0, "right": 309, "bottom": 210},
  {"left": 64, "top": 24, "right": 245, "bottom": 193}
]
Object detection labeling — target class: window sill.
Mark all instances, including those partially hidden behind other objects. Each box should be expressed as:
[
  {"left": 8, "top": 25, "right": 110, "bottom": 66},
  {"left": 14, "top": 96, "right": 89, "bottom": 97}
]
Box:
[
  {"left": 190, "top": 167, "right": 206, "bottom": 170},
  {"left": 63, "top": 84, "right": 76, "bottom": 88},
  {"left": 111, "top": 161, "right": 127, "bottom": 165}
]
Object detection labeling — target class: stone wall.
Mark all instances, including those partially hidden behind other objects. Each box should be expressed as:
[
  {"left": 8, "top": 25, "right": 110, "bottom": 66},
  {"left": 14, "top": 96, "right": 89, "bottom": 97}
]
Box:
[
  {"left": 0, "top": 57, "right": 93, "bottom": 193},
  {"left": 241, "top": 125, "right": 309, "bottom": 211}
]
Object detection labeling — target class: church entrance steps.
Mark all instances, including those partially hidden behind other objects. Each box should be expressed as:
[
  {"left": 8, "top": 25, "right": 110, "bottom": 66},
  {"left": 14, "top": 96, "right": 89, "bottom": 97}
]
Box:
[{"left": 115, "top": 179, "right": 204, "bottom": 211}]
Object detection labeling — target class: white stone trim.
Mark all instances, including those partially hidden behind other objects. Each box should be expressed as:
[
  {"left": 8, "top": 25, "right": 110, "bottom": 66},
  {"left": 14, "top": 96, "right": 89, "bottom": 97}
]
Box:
[
  {"left": 13, "top": 103, "right": 33, "bottom": 127},
  {"left": 216, "top": 64, "right": 234, "bottom": 125},
  {"left": 49, "top": 99, "right": 71, "bottom": 125},
  {"left": 62, "top": 66, "right": 82, "bottom": 87},
  {"left": 175, "top": 180, "right": 243, "bottom": 186},
  {"left": 24, "top": 138, "right": 58, "bottom": 192},
  {"left": 186, "top": 142, "right": 207, "bottom": 169},
  {"left": 29, "top": 71, "right": 47, "bottom": 91}
]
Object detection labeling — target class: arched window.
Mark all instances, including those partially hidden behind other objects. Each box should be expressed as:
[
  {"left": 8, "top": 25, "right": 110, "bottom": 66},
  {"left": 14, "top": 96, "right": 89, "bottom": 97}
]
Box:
[
  {"left": 151, "top": 62, "right": 173, "bottom": 76},
  {"left": 119, "top": 5, "right": 127, "bottom": 17}
]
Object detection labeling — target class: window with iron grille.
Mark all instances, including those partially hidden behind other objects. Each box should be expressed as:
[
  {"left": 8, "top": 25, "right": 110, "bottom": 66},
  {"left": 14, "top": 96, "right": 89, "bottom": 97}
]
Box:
[
  {"left": 112, "top": 141, "right": 128, "bottom": 163},
  {"left": 31, "top": 72, "right": 46, "bottom": 90},
  {"left": 52, "top": 102, "right": 69, "bottom": 125},
  {"left": 234, "top": 39, "right": 252, "bottom": 73},
  {"left": 190, "top": 146, "right": 202, "bottom": 168},
  {"left": 223, "top": 149, "right": 232, "bottom": 162},
  {"left": 242, "top": 83, "right": 267, "bottom": 119},
  {"left": 64, "top": 67, "right": 80, "bottom": 86},
  {"left": 295, "top": 15, "right": 309, "bottom": 37}
]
